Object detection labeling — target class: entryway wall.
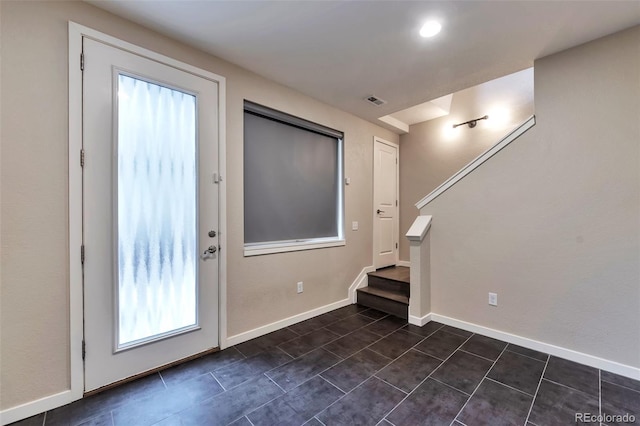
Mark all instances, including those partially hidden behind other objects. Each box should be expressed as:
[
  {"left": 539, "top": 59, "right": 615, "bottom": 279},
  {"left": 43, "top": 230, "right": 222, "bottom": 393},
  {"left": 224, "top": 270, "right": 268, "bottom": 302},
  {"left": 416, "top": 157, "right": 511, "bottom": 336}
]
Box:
[
  {"left": 0, "top": 0, "right": 398, "bottom": 416},
  {"left": 399, "top": 69, "right": 535, "bottom": 261}
]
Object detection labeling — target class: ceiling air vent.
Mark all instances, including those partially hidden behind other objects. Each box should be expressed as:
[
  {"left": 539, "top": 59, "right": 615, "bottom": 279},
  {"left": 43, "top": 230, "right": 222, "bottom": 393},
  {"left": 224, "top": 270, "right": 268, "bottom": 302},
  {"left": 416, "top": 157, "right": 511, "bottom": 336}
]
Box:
[{"left": 365, "top": 95, "right": 387, "bottom": 106}]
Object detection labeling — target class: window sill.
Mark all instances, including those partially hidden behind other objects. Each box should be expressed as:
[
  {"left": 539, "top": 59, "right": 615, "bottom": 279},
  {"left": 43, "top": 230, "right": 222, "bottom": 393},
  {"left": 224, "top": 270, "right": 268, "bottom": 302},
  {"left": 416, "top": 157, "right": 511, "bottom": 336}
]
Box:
[{"left": 244, "top": 238, "right": 345, "bottom": 257}]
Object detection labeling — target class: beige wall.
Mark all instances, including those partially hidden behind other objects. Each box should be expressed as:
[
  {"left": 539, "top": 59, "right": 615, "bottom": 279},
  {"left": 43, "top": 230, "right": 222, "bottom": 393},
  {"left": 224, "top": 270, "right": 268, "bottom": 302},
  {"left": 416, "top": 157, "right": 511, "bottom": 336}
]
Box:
[
  {"left": 0, "top": 1, "right": 398, "bottom": 409},
  {"left": 420, "top": 26, "right": 640, "bottom": 368},
  {"left": 399, "top": 71, "right": 534, "bottom": 260}
]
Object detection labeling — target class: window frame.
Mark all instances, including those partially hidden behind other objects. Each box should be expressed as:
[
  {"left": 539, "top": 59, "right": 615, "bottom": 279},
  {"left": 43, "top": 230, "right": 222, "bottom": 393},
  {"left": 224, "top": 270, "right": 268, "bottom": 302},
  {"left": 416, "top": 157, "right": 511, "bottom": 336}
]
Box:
[{"left": 243, "top": 101, "right": 345, "bottom": 257}]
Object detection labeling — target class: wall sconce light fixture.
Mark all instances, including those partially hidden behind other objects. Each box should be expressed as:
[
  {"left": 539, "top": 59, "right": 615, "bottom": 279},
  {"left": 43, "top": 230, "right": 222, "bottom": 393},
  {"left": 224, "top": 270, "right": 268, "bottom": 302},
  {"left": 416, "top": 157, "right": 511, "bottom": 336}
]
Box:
[{"left": 453, "top": 115, "right": 489, "bottom": 129}]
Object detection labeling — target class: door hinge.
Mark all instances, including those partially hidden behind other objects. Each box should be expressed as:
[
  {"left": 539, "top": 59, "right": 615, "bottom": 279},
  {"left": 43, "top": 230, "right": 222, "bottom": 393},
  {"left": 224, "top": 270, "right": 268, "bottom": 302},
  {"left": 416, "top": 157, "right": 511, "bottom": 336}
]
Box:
[
  {"left": 82, "top": 340, "right": 86, "bottom": 360},
  {"left": 80, "top": 52, "right": 84, "bottom": 71},
  {"left": 396, "top": 242, "right": 398, "bottom": 249},
  {"left": 80, "top": 149, "right": 85, "bottom": 167},
  {"left": 396, "top": 200, "right": 398, "bottom": 206},
  {"left": 81, "top": 245, "right": 85, "bottom": 264}
]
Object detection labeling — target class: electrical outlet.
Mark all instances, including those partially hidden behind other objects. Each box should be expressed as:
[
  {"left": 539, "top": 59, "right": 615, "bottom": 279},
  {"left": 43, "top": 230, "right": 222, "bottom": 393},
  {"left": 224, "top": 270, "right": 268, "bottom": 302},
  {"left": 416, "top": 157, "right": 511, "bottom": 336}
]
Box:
[
  {"left": 297, "top": 282, "right": 303, "bottom": 293},
  {"left": 352, "top": 221, "right": 359, "bottom": 231},
  {"left": 488, "top": 292, "right": 498, "bottom": 306}
]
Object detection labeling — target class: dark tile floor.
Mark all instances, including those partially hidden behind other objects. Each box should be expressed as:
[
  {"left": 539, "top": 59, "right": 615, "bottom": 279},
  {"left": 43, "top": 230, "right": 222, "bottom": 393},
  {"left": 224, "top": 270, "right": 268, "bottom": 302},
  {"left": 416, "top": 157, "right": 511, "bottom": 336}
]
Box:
[{"left": 12, "top": 305, "right": 640, "bottom": 426}]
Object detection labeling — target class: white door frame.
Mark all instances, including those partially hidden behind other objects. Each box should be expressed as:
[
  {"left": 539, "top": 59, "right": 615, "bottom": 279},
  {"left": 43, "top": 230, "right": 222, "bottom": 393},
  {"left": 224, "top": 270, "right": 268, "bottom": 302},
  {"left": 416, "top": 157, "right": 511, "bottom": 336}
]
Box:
[
  {"left": 68, "top": 22, "right": 227, "bottom": 402},
  {"left": 372, "top": 136, "right": 399, "bottom": 268}
]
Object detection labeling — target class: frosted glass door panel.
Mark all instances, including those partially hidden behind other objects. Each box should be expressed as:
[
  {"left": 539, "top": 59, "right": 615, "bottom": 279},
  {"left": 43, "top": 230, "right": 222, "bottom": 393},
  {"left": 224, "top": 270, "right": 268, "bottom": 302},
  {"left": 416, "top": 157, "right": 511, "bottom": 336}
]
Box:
[{"left": 117, "top": 74, "right": 197, "bottom": 348}]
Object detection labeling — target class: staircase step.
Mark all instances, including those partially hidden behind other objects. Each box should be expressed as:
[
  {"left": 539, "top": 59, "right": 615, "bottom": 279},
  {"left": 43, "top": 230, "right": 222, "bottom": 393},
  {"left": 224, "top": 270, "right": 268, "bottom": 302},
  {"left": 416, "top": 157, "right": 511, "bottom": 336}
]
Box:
[
  {"left": 357, "top": 286, "right": 408, "bottom": 320},
  {"left": 367, "top": 266, "right": 410, "bottom": 297},
  {"left": 368, "top": 266, "right": 410, "bottom": 284},
  {"left": 367, "top": 275, "right": 410, "bottom": 296}
]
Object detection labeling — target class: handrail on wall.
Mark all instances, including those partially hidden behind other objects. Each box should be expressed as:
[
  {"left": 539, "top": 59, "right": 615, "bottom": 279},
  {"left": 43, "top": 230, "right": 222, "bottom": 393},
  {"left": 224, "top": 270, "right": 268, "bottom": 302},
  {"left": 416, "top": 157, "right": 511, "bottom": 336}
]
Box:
[{"left": 415, "top": 115, "right": 536, "bottom": 210}]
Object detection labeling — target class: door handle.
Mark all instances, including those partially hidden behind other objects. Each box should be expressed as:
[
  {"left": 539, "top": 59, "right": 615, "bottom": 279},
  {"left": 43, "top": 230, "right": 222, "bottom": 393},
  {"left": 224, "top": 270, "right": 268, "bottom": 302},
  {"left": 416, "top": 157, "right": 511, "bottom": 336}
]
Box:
[
  {"left": 376, "top": 209, "right": 384, "bottom": 214},
  {"left": 201, "top": 245, "right": 217, "bottom": 259}
]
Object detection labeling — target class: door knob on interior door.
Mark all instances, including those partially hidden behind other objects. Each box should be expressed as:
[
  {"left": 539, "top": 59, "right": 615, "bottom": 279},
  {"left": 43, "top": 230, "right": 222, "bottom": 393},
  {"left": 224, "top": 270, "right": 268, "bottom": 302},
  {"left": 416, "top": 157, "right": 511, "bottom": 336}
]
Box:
[
  {"left": 377, "top": 209, "right": 384, "bottom": 214},
  {"left": 201, "top": 245, "right": 217, "bottom": 259}
]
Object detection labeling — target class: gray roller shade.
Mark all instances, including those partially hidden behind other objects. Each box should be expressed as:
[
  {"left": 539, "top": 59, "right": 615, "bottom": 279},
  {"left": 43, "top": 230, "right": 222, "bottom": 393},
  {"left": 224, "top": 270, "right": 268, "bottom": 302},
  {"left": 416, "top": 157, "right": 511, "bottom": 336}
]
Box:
[{"left": 244, "top": 102, "right": 343, "bottom": 245}]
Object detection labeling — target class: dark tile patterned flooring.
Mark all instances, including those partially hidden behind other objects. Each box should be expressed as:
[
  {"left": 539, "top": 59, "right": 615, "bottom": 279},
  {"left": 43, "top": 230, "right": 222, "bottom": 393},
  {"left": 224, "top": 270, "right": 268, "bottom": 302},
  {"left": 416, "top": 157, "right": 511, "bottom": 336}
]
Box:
[{"left": 12, "top": 305, "right": 640, "bottom": 426}]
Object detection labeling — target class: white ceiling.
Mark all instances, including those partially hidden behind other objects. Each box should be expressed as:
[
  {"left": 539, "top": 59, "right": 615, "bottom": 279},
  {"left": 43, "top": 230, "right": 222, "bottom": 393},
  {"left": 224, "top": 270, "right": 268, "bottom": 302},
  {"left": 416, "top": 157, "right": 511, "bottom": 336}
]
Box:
[{"left": 88, "top": 1, "right": 639, "bottom": 132}]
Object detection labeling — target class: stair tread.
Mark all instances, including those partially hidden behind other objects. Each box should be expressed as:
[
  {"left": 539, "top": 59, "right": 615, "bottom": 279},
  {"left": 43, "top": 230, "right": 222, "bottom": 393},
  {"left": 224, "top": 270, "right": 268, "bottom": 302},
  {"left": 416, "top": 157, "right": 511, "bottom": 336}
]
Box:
[
  {"left": 357, "top": 286, "right": 409, "bottom": 304},
  {"left": 368, "top": 266, "right": 410, "bottom": 284}
]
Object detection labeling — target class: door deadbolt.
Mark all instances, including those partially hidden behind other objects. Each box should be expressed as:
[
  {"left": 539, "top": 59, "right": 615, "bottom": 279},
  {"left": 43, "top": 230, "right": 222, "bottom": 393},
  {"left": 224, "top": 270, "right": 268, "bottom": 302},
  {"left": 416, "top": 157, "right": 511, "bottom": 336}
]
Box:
[{"left": 208, "top": 230, "right": 217, "bottom": 238}]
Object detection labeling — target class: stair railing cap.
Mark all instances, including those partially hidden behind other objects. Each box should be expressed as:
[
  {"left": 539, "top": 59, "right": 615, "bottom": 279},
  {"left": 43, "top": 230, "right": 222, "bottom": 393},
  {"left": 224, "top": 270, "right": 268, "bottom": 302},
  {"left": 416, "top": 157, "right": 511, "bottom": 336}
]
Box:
[{"left": 406, "top": 215, "right": 432, "bottom": 242}]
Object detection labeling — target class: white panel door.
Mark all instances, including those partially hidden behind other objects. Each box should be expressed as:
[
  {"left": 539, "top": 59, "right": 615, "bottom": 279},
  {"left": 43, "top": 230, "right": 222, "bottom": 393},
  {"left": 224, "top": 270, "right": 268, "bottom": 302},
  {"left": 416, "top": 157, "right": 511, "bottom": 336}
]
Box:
[
  {"left": 373, "top": 138, "right": 398, "bottom": 268},
  {"left": 82, "top": 38, "right": 219, "bottom": 391}
]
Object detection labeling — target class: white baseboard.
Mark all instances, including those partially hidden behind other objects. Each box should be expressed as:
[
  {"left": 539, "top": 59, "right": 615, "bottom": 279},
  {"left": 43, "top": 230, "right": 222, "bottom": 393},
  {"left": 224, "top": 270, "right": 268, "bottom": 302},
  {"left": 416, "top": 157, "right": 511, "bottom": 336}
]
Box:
[
  {"left": 397, "top": 260, "right": 411, "bottom": 268},
  {"left": 408, "top": 313, "right": 432, "bottom": 326},
  {"left": 227, "top": 265, "right": 375, "bottom": 347},
  {"left": 1, "top": 390, "right": 77, "bottom": 426},
  {"left": 431, "top": 314, "right": 640, "bottom": 381},
  {"left": 226, "top": 298, "right": 352, "bottom": 347},
  {"left": 348, "top": 265, "right": 375, "bottom": 303}
]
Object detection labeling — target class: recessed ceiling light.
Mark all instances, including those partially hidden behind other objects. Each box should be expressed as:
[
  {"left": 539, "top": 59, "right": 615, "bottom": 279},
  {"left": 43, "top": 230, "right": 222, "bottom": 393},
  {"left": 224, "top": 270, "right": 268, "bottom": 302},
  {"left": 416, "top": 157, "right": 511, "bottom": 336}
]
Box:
[{"left": 420, "top": 20, "right": 442, "bottom": 38}]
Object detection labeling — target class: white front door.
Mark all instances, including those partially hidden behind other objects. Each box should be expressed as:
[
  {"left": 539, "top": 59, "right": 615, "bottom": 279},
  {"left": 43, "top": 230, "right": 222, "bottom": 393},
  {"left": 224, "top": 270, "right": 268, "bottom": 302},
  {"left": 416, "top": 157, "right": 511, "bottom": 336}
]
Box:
[
  {"left": 373, "top": 138, "right": 399, "bottom": 268},
  {"left": 82, "top": 38, "right": 219, "bottom": 392}
]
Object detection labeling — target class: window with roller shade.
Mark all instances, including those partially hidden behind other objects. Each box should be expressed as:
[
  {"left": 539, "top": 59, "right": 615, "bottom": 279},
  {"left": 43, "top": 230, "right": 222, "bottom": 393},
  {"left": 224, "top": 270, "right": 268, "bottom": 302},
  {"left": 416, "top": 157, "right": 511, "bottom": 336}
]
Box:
[{"left": 243, "top": 101, "right": 344, "bottom": 256}]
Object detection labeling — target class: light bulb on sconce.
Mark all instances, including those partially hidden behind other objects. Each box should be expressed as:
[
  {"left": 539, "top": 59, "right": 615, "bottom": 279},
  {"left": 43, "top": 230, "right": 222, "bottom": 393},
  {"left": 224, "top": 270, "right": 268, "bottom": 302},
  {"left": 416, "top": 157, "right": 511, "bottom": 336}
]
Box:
[
  {"left": 486, "top": 107, "right": 511, "bottom": 129},
  {"left": 442, "top": 120, "right": 461, "bottom": 142}
]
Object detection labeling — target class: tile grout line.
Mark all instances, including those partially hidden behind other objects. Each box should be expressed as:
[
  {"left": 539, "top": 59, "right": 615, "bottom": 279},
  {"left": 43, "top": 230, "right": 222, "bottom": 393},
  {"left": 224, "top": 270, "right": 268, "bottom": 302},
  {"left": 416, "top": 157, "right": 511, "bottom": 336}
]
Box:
[
  {"left": 317, "top": 374, "right": 349, "bottom": 395},
  {"left": 449, "top": 344, "right": 509, "bottom": 425},
  {"left": 320, "top": 320, "right": 410, "bottom": 366},
  {"left": 246, "top": 415, "right": 256, "bottom": 426},
  {"left": 600, "top": 379, "right": 640, "bottom": 394},
  {"left": 158, "top": 371, "right": 168, "bottom": 389},
  {"left": 402, "top": 323, "right": 444, "bottom": 339},
  {"left": 484, "top": 376, "right": 535, "bottom": 397},
  {"left": 599, "top": 369, "right": 602, "bottom": 421},
  {"left": 209, "top": 371, "right": 227, "bottom": 392},
  {"left": 313, "top": 376, "right": 392, "bottom": 420},
  {"left": 278, "top": 328, "right": 346, "bottom": 359},
  {"left": 366, "top": 328, "right": 430, "bottom": 361},
  {"left": 458, "top": 348, "right": 500, "bottom": 363},
  {"left": 285, "top": 326, "right": 302, "bottom": 336},
  {"left": 524, "top": 353, "right": 550, "bottom": 425},
  {"left": 542, "top": 377, "right": 600, "bottom": 398},
  {"left": 411, "top": 345, "right": 447, "bottom": 362},
  {"left": 314, "top": 415, "right": 327, "bottom": 425},
  {"left": 321, "top": 346, "right": 348, "bottom": 360},
  {"left": 234, "top": 375, "right": 291, "bottom": 425},
  {"left": 109, "top": 410, "right": 114, "bottom": 426},
  {"left": 250, "top": 347, "right": 325, "bottom": 382},
  {"left": 375, "top": 376, "right": 409, "bottom": 396},
  {"left": 439, "top": 327, "right": 474, "bottom": 339},
  {"left": 504, "top": 347, "right": 547, "bottom": 364},
  {"left": 378, "top": 333, "right": 475, "bottom": 423},
  {"left": 264, "top": 373, "right": 288, "bottom": 394},
  {"left": 429, "top": 376, "right": 472, "bottom": 397},
  {"left": 41, "top": 411, "right": 47, "bottom": 426},
  {"left": 260, "top": 347, "right": 348, "bottom": 406}
]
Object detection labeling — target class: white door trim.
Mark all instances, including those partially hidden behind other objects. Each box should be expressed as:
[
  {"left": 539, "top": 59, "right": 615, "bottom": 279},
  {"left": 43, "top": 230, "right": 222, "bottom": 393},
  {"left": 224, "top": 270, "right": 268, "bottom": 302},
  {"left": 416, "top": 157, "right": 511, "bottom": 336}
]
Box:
[
  {"left": 68, "top": 21, "right": 227, "bottom": 404},
  {"left": 372, "top": 136, "right": 399, "bottom": 268}
]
